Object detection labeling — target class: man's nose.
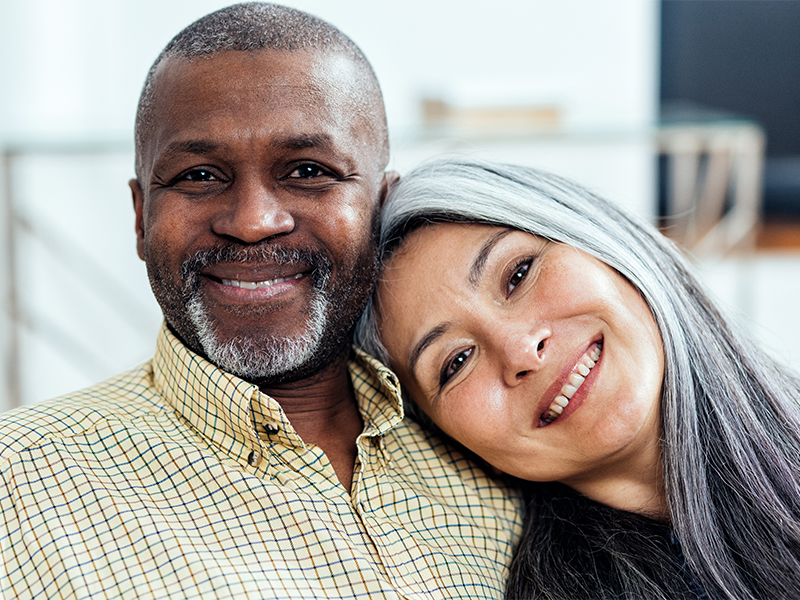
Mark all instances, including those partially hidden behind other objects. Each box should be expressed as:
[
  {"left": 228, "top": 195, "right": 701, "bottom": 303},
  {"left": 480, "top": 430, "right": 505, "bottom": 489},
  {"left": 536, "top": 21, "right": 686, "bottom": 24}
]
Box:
[
  {"left": 212, "top": 178, "right": 295, "bottom": 243},
  {"left": 500, "top": 324, "right": 551, "bottom": 386}
]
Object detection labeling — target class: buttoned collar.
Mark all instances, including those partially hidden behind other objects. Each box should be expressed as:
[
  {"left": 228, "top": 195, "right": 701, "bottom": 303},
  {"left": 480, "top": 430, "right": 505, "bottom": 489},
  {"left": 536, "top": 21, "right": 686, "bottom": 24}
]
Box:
[{"left": 151, "top": 323, "right": 404, "bottom": 464}]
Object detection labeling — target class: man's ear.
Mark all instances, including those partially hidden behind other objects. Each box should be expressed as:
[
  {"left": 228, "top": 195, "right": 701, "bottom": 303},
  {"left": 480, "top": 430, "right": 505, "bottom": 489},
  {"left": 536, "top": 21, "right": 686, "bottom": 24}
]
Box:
[
  {"left": 129, "top": 179, "right": 146, "bottom": 261},
  {"left": 378, "top": 171, "right": 400, "bottom": 208}
]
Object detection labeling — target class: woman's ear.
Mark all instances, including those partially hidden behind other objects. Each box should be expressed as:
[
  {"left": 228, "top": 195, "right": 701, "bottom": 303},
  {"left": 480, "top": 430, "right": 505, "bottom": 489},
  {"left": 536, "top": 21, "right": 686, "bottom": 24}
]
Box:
[{"left": 379, "top": 171, "right": 401, "bottom": 208}]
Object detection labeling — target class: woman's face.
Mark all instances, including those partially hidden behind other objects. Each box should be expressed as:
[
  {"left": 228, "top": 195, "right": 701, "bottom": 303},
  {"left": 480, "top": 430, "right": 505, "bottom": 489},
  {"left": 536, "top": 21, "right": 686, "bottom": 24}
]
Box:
[{"left": 378, "top": 223, "right": 664, "bottom": 492}]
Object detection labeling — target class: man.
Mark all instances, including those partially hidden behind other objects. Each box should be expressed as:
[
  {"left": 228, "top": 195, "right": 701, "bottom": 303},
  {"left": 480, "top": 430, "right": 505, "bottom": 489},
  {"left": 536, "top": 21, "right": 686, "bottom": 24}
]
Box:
[{"left": 0, "top": 4, "right": 520, "bottom": 598}]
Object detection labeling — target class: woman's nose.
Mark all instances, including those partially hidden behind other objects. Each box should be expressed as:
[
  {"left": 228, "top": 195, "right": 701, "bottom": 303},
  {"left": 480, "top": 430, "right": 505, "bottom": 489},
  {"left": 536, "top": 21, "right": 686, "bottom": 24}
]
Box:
[{"left": 501, "top": 326, "right": 550, "bottom": 386}]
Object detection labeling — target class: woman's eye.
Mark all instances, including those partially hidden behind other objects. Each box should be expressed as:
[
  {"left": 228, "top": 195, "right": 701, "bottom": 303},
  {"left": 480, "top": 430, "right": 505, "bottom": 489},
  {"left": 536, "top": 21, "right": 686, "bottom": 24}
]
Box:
[
  {"left": 508, "top": 260, "right": 532, "bottom": 295},
  {"left": 285, "top": 164, "right": 329, "bottom": 179},
  {"left": 440, "top": 347, "right": 474, "bottom": 387}
]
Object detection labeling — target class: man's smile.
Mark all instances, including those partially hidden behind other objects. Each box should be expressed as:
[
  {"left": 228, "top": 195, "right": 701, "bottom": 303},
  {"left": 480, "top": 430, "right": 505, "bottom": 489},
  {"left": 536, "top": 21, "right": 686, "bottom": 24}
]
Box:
[
  {"left": 196, "top": 259, "right": 318, "bottom": 305},
  {"left": 201, "top": 271, "right": 311, "bottom": 304},
  {"left": 201, "top": 261, "right": 313, "bottom": 289},
  {"left": 219, "top": 273, "right": 305, "bottom": 289}
]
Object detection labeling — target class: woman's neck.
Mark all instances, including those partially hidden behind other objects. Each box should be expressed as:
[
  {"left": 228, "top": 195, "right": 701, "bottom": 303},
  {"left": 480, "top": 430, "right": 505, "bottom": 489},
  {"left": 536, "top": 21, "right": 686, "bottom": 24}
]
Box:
[{"left": 562, "top": 439, "right": 668, "bottom": 519}]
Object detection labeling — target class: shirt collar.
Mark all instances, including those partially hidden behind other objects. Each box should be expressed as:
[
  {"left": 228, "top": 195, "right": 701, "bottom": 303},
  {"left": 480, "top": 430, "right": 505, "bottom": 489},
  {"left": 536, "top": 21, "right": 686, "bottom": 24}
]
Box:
[{"left": 151, "top": 323, "right": 404, "bottom": 460}]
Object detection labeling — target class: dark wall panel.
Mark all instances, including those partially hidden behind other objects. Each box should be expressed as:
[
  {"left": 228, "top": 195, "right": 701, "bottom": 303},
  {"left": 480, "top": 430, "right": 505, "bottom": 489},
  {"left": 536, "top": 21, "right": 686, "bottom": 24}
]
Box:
[{"left": 661, "top": 0, "right": 800, "bottom": 157}]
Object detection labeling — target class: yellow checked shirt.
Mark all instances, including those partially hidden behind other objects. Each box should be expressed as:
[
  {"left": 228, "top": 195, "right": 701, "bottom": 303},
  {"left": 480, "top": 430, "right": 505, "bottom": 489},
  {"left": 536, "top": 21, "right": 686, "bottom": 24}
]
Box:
[{"left": 0, "top": 324, "right": 522, "bottom": 599}]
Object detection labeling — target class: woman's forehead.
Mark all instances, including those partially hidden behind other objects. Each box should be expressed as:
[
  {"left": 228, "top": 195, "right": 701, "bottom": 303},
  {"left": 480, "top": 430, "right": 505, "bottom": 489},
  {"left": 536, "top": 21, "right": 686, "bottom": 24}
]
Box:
[{"left": 387, "top": 223, "right": 509, "bottom": 262}]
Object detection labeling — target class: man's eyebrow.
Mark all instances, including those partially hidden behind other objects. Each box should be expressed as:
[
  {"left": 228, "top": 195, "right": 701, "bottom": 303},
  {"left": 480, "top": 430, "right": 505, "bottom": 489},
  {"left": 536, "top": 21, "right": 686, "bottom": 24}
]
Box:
[
  {"left": 161, "top": 139, "right": 221, "bottom": 157},
  {"left": 468, "top": 228, "right": 515, "bottom": 287},
  {"left": 160, "top": 133, "right": 337, "bottom": 157},
  {"left": 275, "top": 133, "right": 335, "bottom": 151},
  {"left": 409, "top": 323, "right": 450, "bottom": 380}
]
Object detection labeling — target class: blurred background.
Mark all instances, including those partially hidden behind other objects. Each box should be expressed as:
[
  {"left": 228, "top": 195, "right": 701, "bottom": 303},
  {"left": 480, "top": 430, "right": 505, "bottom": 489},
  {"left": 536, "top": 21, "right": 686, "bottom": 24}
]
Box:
[{"left": 1, "top": 0, "right": 799, "bottom": 411}]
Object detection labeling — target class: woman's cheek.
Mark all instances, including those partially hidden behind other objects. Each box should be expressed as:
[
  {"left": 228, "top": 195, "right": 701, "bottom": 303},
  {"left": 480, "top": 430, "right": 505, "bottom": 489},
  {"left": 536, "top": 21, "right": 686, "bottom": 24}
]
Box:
[{"left": 440, "top": 383, "right": 510, "bottom": 452}]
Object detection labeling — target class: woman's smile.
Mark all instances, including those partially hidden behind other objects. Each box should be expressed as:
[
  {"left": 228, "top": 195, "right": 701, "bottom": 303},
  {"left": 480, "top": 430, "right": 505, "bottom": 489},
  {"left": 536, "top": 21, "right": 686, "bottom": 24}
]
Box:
[
  {"left": 377, "top": 223, "right": 665, "bottom": 507},
  {"left": 537, "top": 339, "right": 602, "bottom": 427}
]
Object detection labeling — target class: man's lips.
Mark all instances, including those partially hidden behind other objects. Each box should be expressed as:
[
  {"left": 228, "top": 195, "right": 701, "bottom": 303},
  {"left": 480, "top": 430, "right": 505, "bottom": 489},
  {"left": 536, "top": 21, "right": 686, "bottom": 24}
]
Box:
[
  {"left": 218, "top": 273, "right": 305, "bottom": 289},
  {"left": 201, "top": 264, "right": 310, "bottom": 285},
  {"left": 200, "top": 265, "right": 312, "bottom": 299}
]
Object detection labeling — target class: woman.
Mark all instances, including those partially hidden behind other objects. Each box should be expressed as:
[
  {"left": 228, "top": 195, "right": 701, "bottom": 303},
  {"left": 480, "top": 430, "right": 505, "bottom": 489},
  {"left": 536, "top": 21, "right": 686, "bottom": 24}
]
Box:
[{"left": 355, "top": 157, "right": 800, "bottom": 599}]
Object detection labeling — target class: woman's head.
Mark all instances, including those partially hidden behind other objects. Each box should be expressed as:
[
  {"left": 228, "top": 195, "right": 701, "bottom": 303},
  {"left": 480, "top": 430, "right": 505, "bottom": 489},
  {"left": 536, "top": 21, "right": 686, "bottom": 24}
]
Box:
[
  {"left": 356, "top": 155, "right": 800, "bottom": 600},
  {"left": 354, "top": 159, "right": 683, "bottom": 505},
  {"left": 357, "top": 159, "right": 744, "bottom": 506}
]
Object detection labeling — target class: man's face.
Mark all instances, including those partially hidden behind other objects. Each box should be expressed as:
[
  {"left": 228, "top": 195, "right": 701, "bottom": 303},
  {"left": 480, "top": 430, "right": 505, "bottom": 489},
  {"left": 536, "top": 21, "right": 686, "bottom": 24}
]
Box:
[{"left": 131, "top": 49, "right": 388, "bottom": 384}]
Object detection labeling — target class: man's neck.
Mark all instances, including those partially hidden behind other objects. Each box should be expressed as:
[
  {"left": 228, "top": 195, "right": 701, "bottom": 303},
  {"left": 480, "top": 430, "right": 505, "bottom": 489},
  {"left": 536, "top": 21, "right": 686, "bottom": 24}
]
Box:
[
  {"left": 257, "top": 353, "right": 363, "bottom": 492},
  {"left": 171, "top": 324, "right": 365, "bottom": 491}
]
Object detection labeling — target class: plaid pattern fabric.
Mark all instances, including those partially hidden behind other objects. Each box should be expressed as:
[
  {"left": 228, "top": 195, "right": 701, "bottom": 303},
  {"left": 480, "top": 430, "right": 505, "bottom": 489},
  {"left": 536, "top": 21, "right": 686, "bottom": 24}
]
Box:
[{"left": 0, "top": 324, "right": 522, "bottom": 599}]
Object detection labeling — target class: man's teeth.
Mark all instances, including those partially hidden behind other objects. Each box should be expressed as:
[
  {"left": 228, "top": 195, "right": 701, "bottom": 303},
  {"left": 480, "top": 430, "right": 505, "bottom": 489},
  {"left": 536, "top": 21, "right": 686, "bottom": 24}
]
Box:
[
  {"left": 542, "top": 344, "right": 602, "bottom": 424},
  {"left": 221, "top": 273, "right": 303, "bottom": 289}
]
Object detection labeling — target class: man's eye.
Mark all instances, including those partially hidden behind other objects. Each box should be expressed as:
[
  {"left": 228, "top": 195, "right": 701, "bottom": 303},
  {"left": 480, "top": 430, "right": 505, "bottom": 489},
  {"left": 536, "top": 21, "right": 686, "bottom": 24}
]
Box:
[
  {"left": 508, "top": 260, "right": 532, "bottom": 295},
  {"left": 181, "top": 169, "right": 218, "bottom": 182},
  {"left": 440, "top": 347, "right": 474, "bottom": 387},
  {"left": 285, "top": 164, "right": 328, "bottom": 179}
]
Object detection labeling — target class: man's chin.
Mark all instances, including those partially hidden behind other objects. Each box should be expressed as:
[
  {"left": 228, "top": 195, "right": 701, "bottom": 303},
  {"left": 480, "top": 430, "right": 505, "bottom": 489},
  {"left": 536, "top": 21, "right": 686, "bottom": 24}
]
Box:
[
  {"left": 203, "top": 334, "right": 321, "bottom": 383},
  {"left": 186, "top": 292, "right": 329, "bottom": 383}
]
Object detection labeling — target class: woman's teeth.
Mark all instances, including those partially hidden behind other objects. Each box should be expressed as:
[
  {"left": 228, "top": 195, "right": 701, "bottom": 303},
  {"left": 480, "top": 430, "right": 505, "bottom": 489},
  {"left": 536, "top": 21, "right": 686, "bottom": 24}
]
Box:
[
  {"left": 221, "top": 273, "right": 303, "bottom": 289},
  {"left": 541, "top": 344, "right": 602, "bottom": 424}
]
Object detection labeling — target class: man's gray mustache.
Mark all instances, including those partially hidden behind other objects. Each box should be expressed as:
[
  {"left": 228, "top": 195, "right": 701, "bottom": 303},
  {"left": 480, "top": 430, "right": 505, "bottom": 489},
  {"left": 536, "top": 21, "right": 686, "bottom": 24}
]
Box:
[{"left": 179, "top": 244, "right": 333, "bottom": 294}]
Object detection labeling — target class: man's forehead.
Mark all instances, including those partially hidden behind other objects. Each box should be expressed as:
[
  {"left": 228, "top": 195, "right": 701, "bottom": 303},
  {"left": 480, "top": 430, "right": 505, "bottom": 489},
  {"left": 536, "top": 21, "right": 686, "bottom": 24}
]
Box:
[
  {"left": 152, "top": 48, "right": 366, "bottom": 101},
  {"left": 137, "top": 48, "right": 387, "bottom": 179},
  {"left": 145, "top": 49, "right": 380, "bottom": 148}
]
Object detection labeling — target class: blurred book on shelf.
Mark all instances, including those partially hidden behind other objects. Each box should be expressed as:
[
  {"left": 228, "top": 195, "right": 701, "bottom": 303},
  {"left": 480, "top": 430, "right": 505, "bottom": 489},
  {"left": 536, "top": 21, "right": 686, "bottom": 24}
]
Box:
[{"left": 421, "top": 97, "right": 561, "bottom": 133}]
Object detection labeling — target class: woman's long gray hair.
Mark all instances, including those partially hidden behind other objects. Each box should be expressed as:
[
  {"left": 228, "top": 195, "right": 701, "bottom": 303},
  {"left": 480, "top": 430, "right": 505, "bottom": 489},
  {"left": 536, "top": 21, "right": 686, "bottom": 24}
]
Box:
[{"left": 355, "top": 157, "right": 800, "bottom": 599}]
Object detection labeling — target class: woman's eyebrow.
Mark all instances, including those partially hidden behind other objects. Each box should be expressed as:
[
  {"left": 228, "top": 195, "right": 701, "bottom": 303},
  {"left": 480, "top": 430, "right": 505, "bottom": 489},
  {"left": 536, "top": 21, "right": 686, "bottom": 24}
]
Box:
[
  {"left": 468, "top": 228, "right": 515, "bottom": 287},
  {"left": 409, "top": 323, "right": 450, "bottom": 379}
]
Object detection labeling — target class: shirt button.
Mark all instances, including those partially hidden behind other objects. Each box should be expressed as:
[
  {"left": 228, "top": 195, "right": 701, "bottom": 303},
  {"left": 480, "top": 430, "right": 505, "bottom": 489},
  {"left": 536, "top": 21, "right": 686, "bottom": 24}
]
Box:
[
  {"left": 263, "top": 423, "right": 279, "bottom": 434},
  {"left": 248, "top": 450, "right": 260, "bottom": 466}
]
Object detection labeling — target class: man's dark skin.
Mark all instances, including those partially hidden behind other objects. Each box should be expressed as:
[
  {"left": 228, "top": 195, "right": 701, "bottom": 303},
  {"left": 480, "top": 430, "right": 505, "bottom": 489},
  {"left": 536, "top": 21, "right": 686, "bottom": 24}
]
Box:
[{"left": 129, "top": 48, "right": 394, "bottom": 491}]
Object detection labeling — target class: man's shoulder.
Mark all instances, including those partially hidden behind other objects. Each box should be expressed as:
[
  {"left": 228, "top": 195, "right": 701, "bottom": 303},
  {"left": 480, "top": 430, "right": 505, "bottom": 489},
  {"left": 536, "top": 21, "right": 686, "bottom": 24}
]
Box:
[{"left": 0, "top": 360, "right": 163, "bottom": 459}]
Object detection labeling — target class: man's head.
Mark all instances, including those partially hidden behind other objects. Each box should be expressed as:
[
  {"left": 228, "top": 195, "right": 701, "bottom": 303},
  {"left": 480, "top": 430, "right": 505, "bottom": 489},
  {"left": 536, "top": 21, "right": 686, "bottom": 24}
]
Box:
[{"left": 130, "top": 2, "right": 392, "bottom": 385}]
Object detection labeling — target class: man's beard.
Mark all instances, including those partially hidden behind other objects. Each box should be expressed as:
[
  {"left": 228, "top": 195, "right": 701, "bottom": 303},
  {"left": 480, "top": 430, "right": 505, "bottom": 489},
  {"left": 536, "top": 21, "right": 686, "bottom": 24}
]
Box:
[
  {"left": 179, "top": 245, "right": 334, "bottom": 382},
  {"left": 149, "top": 238, "right": 378, "bottom": 385},
  {"left": 186, "top": 273, "right": 328, "bottom": 383}
]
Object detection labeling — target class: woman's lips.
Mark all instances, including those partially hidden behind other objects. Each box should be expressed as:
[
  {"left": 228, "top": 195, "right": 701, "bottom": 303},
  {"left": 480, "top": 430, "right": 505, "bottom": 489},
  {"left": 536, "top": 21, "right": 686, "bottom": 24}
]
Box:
[{"left": 537, "top": 340, "right": 603, "bottom": 427}]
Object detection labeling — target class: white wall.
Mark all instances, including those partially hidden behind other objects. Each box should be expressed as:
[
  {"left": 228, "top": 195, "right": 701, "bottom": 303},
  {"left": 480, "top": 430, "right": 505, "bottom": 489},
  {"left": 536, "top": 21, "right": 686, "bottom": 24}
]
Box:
[
  {"left": 0, "top": 0, "right": 660, "bottom": 408},
  {"left": 1, "top": 0, "right": 659, "bottom": 140},
  {"left": 696, "top": 254, "right": 800, "bottom": 377}
]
